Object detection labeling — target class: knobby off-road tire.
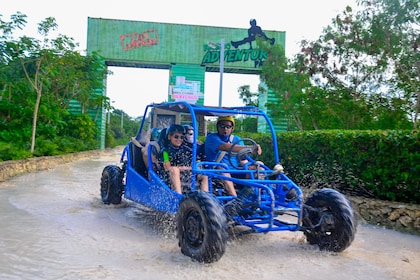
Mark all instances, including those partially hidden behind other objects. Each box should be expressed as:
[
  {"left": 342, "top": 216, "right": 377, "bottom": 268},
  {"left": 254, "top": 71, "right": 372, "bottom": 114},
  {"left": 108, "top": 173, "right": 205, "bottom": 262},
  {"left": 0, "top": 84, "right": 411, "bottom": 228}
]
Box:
[
  {"left": 100, "top": 165, "right": 123, "bottom": 205},
  {"left": 303, "top": 188, "right": 357, "bottom": 252},
  {"left": 176, "top": 191, "right": 228, "bottom": 263}
]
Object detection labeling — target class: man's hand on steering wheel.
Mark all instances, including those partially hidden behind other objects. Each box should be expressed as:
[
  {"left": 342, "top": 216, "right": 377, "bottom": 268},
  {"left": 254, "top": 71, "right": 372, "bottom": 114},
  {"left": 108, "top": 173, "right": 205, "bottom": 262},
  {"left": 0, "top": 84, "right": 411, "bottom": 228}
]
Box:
[
  {"left": 253, "top": 144, "right": 262, "bottom": 155},
  {"left": 228, "top": 138, "right": 260, "bottom": 169}
]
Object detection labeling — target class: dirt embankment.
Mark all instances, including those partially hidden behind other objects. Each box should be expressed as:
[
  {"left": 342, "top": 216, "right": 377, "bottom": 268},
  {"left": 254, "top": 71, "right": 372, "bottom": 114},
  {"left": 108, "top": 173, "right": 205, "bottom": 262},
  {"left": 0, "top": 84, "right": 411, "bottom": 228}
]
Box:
[{"left": 1, "top": 147, "right": 419, "bottom": 236}]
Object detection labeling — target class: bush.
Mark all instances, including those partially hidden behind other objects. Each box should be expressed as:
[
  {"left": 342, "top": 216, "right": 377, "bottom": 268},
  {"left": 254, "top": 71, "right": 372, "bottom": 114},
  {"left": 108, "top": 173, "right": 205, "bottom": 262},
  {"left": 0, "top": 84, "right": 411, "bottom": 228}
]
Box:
[
  {"left": 61, "top": 114, "right": 97, "bottom": 141},
  {"left": 273, "top": 130, "right": 419, "bottom": 204},
  {"left": 0, "top": 141, "right": 32, "bottom": 161},
  {"left": 33, "top": 137, "right": 60, "bottom": 157}
]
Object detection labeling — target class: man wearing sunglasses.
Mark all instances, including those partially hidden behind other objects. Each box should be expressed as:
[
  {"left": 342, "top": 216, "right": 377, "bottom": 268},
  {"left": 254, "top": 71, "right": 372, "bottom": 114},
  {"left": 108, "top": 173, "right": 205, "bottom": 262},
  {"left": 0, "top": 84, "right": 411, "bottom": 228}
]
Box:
[{"left": 204, "top": 116, "right": 262, "bottom": 196}]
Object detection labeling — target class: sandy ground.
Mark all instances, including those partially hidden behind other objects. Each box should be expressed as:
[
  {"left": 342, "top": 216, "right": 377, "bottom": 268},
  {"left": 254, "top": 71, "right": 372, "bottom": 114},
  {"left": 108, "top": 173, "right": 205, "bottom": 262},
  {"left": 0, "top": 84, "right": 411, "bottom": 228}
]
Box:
[{"left": 0, "top": 149, "right": 419, "bottom": 280}]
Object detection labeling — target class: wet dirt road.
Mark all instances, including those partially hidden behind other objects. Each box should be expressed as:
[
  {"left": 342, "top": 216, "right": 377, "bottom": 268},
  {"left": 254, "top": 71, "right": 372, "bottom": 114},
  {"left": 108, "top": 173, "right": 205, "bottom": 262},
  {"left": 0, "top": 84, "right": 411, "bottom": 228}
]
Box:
[{"left": 1, "top": 149, "right": 419, "bottom": 280}]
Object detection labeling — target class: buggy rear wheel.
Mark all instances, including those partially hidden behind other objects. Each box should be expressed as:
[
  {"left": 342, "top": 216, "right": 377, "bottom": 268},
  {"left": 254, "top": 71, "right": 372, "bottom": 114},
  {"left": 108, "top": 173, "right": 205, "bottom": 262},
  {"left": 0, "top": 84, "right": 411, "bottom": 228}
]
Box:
[
  {"left": 100, "top": 165, "right": 123, "bottom": 205},
  {"left": 176, "top": 191, "right": 228, "bottom": 263},
  {"left": 303, "top": 188, "right": 357, "bottom": 252}
]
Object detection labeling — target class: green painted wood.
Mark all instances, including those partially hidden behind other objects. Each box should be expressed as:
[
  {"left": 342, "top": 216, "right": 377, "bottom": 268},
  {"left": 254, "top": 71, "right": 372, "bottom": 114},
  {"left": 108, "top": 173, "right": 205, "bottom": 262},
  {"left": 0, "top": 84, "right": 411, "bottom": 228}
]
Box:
[
  {"left": 169, "top": 64, "right": 206, "bottom": 105},
  {"left": 87, "top": 18, "right": 285, "bottom": 73},
  {"left": 86, "top": 18, "right": 287, "bottom": 148}
]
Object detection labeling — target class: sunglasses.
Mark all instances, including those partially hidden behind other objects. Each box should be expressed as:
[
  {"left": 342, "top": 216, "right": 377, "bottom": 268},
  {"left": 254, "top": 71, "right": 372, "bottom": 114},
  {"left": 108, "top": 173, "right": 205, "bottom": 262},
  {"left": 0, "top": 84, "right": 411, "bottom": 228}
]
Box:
[
  {"left": 172, "top": 134, "right": 184, "bottom": 140},
  {"left": 218, "top": 124, "right": 233, "bottom": 129}
]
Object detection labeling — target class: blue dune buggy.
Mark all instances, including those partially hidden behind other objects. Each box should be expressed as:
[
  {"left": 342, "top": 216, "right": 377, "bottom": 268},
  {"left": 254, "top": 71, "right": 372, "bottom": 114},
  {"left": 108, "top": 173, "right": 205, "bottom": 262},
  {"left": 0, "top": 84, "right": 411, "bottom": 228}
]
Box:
[{"left": 100, "top": 101, "right": 357, "bottom": 263}]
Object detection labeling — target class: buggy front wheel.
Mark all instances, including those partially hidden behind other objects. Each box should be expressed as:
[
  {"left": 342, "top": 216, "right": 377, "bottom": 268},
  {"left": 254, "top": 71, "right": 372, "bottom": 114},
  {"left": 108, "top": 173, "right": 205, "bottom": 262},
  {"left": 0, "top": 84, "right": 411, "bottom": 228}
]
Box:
[
  {"left": 100, "top": 165, "right": 123, "bottom": 205},
  {"left": 302, "top": 188, "right": 357, "bottom": 252},
  {"left": 176, "top": 191, "right": 228, "bottom": 263}
]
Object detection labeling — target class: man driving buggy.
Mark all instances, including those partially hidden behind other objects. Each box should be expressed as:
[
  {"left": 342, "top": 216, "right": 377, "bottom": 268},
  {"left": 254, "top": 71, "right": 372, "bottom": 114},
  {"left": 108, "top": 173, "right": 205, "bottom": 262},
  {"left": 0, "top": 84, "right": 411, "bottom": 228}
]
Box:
[{"left": 204, "top": 116, "right": 263, "bottom": 196}]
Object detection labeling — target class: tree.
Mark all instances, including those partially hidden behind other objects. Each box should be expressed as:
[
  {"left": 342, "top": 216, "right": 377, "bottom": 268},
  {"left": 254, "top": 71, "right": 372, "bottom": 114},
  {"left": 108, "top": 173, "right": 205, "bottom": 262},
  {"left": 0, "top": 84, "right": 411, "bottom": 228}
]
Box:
[
  {"left": 258, "top": 39, "right": 313, "bottom": 130},
  {"left": 0, "top": 12, "right": 29, "bottom": 140},
  {"left": 49, "top": 51, "right": 108, "bottom": 116},
  {"left": 10, "top": 17, "right": 73, "bottom": 153},
  {"left": 359, "top": 0, "right": 420, "bottom": 129},
  {"left": 1, "top": 13, "right": 109, "bottom": 158},
  {"left": 296, "top": 0, "right": 418, "bottom": 130},
  {"left": 238, "top": 85, "right": 259, "bottom": 107}
]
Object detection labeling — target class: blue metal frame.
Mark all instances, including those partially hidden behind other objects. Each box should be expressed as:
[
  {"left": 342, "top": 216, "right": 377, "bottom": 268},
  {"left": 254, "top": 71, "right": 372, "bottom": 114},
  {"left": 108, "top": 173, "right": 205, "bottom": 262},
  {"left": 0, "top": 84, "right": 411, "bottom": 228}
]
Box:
[{"left": 122, "top": 101, "right": 303, "bottom": 233}]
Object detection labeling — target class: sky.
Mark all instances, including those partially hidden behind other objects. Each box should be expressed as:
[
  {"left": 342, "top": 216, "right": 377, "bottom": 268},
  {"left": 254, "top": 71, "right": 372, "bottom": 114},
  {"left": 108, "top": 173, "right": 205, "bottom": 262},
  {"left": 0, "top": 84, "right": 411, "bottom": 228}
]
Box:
[{"left": 2, "top": 0, "right": 357, "bottom": 118}]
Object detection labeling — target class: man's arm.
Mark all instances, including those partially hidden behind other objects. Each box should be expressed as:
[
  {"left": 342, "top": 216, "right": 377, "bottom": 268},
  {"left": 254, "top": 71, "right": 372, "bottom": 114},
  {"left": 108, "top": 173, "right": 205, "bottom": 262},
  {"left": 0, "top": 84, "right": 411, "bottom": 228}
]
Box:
[{"left": 218, "top": 142, "right": 262, "bottom": 155}]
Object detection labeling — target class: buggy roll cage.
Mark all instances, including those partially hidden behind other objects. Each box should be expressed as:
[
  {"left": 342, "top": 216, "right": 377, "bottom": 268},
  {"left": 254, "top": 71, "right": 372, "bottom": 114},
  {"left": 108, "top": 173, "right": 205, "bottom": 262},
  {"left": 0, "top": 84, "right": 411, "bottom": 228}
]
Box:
[{"left": 134, "top": 101, "right": 281, "bottom": 168}]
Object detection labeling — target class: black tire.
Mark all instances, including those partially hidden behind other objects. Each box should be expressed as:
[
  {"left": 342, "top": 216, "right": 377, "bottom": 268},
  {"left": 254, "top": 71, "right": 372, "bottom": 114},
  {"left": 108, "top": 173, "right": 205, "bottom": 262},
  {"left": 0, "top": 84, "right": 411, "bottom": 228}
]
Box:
[
  {"left": 100, "top": 165, "right": 123, "bottom": 205},
  {"left": 176, "top": 191, "right": 228, "bottom": 263},
  {"left": 303, "top": 188, "right": 357, "bottom": 252}
]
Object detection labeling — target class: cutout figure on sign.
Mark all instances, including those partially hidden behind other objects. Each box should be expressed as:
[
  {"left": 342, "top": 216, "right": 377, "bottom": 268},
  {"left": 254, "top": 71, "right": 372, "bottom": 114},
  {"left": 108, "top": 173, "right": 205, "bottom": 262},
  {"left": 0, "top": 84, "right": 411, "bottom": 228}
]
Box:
[{"left": 231, "top": 19, "right": 275, "bottom": 49}]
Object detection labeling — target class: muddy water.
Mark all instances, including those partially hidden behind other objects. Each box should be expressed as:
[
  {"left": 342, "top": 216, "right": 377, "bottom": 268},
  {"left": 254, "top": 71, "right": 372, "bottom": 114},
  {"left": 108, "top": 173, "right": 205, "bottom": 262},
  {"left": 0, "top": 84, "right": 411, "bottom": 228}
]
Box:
[{"left": 1, "top": 150, "right": 419, "bottom": 280}]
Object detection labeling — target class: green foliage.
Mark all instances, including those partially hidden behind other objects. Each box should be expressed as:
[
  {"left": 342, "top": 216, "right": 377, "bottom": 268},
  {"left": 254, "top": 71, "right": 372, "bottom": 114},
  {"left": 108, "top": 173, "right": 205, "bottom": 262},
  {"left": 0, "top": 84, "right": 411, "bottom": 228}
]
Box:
[
  {"left": 106, "top": 110, "right": 140, "bottom": 147},
  {"left": 238, "top": 85, "right": 259, "bottom": 107},
  {"left": 105, "top": 126, "right": 117, "bottom": 148},
  {"left": 272, "top": 130, "right": 420, "bottom": 204},
  {"left": 234, "top": 117, "right": 258, "bottom": 133},
  {"left": 33, "top": 137, "right": 59, "bottom": 157},
  {"left": 61, "top": 114, "right": 97, "bottom": 140},
  {"left": 0, "top": 12, "right": 109, "bottom": 159},
  {"left": 238, "top": 130, "right": 419, "bottom": 204},
  {"left": 291, "top": 0, "right": 419, "bottom": 130},
  {"left": 255, "top": 1, "right": 418, "bottom": 131},
  {"left": 237, "top": 130, "right": 419, "bottom": 204},
  {"left": 0, "top": 141, "right": 32, "bottom": 161},
  {"left": 32, "top": 134, "right": 97, "bottom": 157},
  {"left": 1, "top": 12, "right": 110, "bottom": 155},
  {"left": 0, "top": 125, "right": 32, "bottom": 142}
]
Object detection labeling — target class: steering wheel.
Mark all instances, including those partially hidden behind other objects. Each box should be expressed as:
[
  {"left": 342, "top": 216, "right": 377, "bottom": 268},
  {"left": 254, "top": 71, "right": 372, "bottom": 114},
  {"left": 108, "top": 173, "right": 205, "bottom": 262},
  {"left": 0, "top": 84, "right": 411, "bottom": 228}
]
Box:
[{"left": 227, "top": 138, "right": 259, "bottom": 169}]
